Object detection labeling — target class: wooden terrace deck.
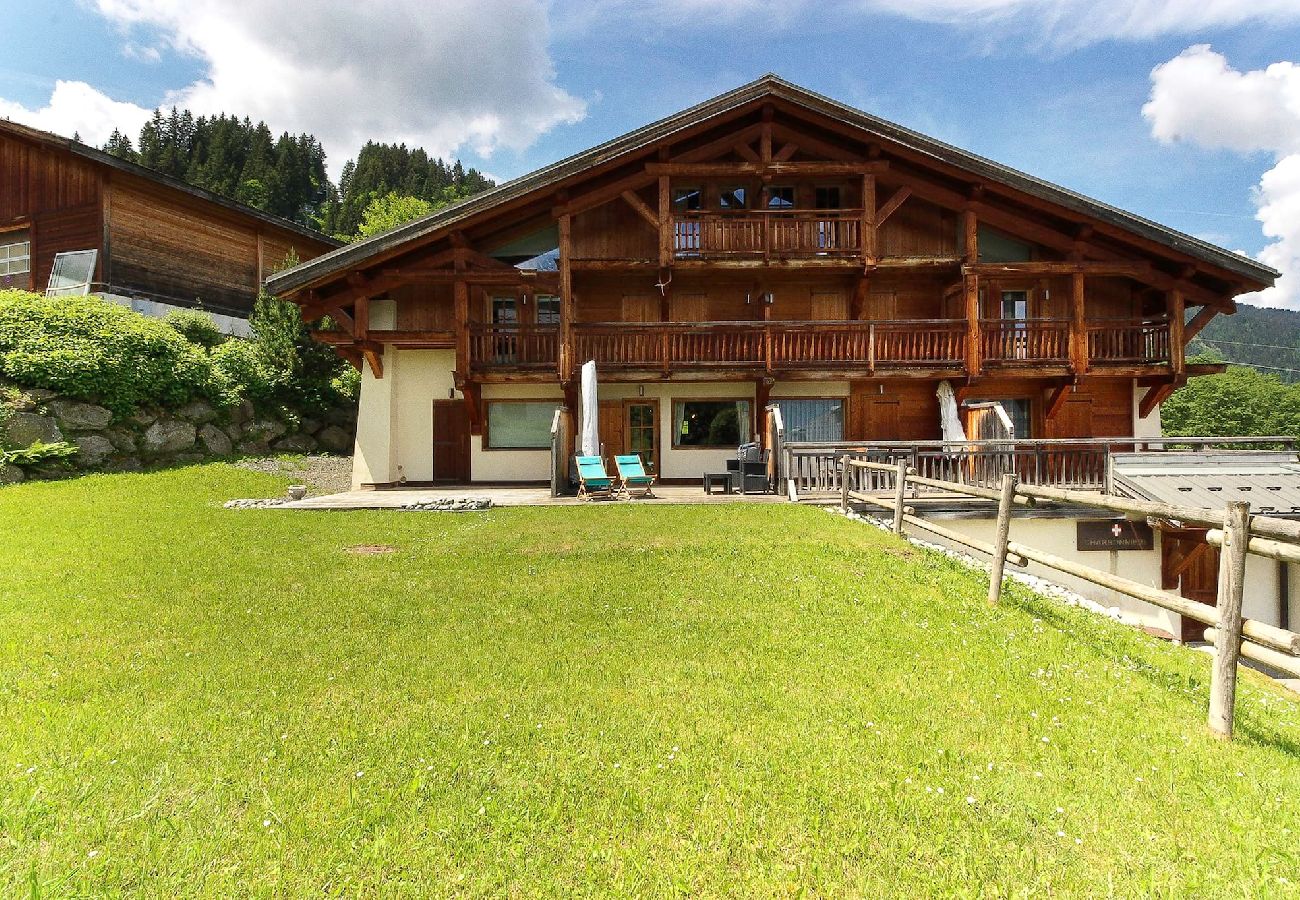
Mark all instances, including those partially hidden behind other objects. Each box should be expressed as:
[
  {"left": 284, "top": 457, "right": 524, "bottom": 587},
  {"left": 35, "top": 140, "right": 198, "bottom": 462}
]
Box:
[{"left": 281, "top": 484, "right": 797, "bottom": 510}]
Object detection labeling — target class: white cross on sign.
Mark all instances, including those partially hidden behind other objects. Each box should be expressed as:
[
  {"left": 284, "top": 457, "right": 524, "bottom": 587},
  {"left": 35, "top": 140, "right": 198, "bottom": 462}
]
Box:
[{"left": 1111, "top": 523, "right": 1124, "bottom": 537}]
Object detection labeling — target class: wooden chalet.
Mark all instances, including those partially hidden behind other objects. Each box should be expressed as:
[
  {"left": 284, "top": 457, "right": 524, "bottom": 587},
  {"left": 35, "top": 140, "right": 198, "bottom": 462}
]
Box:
[
  {"left": 0, "top": 119, "right": 338, "bottom": 318},
  {"left": 266, "top": 75, "right": 1277, "bottom": 489}
]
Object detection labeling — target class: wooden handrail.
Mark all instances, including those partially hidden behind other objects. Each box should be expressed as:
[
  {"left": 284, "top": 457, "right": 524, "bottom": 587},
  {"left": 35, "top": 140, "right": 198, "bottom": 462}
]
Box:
[{"left": 836, "top": 455, "right": 1300, "bottom": 738}]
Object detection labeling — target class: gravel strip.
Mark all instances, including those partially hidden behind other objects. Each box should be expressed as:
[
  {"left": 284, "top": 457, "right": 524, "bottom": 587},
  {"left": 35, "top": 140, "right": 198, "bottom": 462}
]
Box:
[{"left": 234, "top": 455, "right": 353, "bottom": 496}]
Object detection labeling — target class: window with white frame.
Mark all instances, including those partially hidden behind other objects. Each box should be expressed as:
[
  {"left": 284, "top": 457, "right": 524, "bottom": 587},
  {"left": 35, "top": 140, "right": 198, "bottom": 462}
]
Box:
[{"left": 0, "top": 240, "right": 30, "bottom": 276}]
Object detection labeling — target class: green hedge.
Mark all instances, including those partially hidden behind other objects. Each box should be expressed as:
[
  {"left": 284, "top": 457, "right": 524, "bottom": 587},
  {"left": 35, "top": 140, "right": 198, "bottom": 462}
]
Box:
[
  {"left": 0, "top": 291, "right": 223, "bottom": 415},
  {"left": 0, "top": 290, "right": 357, "bottom": 418}
]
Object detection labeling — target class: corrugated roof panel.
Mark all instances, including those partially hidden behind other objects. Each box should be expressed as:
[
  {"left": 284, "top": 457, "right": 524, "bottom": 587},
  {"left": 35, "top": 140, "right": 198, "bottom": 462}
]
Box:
[{"left": 1113, "top": 452, "right": 1300, "bottom": 517}]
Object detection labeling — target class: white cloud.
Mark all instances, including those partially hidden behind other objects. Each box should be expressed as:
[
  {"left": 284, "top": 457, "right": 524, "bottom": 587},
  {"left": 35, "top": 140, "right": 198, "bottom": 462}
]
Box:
[
  {"left": 1, "top": 0, "right": 585, "bottom": 179},
  {"left": 0, "top": 80, "right": 152, "bottom": 145},
  {"left": 1144, "top": 45, "right": 1300, "bottom": 308}
]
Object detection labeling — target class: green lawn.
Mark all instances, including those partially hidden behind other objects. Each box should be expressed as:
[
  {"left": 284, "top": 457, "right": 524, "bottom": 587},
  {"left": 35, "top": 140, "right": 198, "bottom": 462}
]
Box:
[{"left": 2, "top": 467, "right": 1299, "bottom": 897}]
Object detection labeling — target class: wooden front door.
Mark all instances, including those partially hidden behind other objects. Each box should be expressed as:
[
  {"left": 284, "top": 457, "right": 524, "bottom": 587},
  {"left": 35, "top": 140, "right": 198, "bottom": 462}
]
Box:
[
  {"left": 1161, "top": 529, "right": 1220, "bottom": 642},
  {"left": 431, "top": 400, "right": 471, "bottom": 483}
]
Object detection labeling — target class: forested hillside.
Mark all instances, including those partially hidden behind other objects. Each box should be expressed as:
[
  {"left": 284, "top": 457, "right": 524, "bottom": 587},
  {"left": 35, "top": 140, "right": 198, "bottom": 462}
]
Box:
[
  {"left": 1188, "top": 304, "right": 1300, "bottom": 382},
  {"left": 102, "top": 108, "right": 493, "bottom": 239}
]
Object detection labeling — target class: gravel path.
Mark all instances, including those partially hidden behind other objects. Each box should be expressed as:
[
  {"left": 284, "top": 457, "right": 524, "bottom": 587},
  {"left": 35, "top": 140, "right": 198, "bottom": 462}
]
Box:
[{"left": 234, "top": 455, "right": 353, "bottom": 497}]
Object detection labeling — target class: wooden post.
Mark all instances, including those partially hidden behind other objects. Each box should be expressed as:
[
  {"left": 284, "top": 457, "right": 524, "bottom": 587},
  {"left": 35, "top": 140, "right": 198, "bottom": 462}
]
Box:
[
  {"left": 558, "top": 213, "right": 573, "bottom": 381},
  {"left": 861, "top": 174, "right": 877, "bottom": 265},
  {"left": 892, "top": 458, "right": 907, "bottom": 536},
  {"left": 963, "top": 208, "right": 978, "bottom": 264},
  {"left": 964, "top": 273, "right": 981, "bottom": 376},
  {"left": 1208, "top": 500, "right": 1250, "bottom": 740},
  {"left": 988, "top": 473, "right": 1019, "bottom": 605},
  {"left": 658, "top": 176, "right": 672, "bottom": 268},
  {"left": 1070, "top": 271, "right": 1088, "bottom": 375},
  {"left": 840, "top": 459, "right": 851, "bottom": 513},
  {"left": 1169, "top": 288, "right": 1185, "bottom": 376},
  {"left": 453, "top": 277, "right": 469, "bottom": 377}
]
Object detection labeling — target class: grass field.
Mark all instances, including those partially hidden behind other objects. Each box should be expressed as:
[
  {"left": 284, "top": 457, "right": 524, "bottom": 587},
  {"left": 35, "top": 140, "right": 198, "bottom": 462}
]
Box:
[{"left": 2, "top": 465, "right": 1299, "bottom": 896}]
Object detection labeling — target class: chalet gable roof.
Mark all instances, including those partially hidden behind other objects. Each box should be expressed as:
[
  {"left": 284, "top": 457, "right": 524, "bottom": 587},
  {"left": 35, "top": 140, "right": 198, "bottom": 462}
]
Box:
[
  {"left": 0, "top": 118, "right": 339, "bottom": 247},
  {"left": 266, "top": 73, "right": 1277, "bottom": 296}
]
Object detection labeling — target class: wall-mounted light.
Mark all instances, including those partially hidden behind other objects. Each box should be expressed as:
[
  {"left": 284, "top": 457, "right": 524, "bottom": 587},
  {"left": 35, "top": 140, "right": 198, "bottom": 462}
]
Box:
[
  {"left": 448, "top": 387, "right": 456, "bottom": 399},
  {"left": 763, "top": 292, "right": 775, "bottom": 305},
  {"left": 637, "top": 385, "right": 645, "bottom": 397}
]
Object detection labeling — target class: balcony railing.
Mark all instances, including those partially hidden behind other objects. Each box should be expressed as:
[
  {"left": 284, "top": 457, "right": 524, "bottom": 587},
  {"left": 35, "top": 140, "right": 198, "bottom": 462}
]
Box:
[
  {"left": 981, "top": 318, "right": 1070, "bottom": 364},
  {"left": 673, "top": 210, "right": 863, "bottom": 259},
  {"left": 781, "top": 436, "right": 1300, "bottom": 497},
  {"left": 467, "top": 317, "right": 1175, "bottom": 373},
  {"left": 1088, "top": 316, "right": 1171, "bottom": 364},
  {"left": 468, "top": 323, "right": 559, "bottom": 370}
]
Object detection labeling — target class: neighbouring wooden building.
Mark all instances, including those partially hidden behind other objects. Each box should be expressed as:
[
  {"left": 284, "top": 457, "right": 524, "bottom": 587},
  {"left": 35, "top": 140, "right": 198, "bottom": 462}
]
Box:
[
  {"left": 0, "top": 119, "right": 338, "bottom": 323},
  {"left": 266, "top": 75, "right": 1276, "bottom": 489}
]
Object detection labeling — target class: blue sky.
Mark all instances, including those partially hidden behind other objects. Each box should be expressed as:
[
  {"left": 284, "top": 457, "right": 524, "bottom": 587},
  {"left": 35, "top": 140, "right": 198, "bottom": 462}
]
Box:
[{"left": 4, "top": 1, "right": 1300, "bottom": 305}]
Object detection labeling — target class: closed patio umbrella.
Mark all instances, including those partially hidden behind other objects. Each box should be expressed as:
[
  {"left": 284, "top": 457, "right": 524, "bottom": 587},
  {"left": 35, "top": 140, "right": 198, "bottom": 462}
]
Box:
[
  {"left": 580, "top": 360, "right": 599, "bottom": 456},
  {"left": 936, "top": 380, "right": 967, "bottom": 448}
]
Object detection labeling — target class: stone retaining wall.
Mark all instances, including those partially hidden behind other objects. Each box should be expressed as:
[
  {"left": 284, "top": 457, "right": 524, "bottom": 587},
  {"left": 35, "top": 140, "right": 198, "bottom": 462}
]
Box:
[{"left": 0, "top": 383, "right": 357, "bottom": 483}]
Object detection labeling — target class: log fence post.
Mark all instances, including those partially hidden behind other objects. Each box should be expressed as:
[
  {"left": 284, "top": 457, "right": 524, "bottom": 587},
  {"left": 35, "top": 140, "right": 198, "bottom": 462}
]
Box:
[
  {"left": 892, "top": 458, "right": 908, "bottom": 536},
  {"left": 987, "top": 473, "right": 1019, "bottom": 605},
  {"left": 1208, "top": 500, "right": 1250, "bottom": 739},
  {"left": 840, "top": 458, "right": 851, "bottom": 513}
]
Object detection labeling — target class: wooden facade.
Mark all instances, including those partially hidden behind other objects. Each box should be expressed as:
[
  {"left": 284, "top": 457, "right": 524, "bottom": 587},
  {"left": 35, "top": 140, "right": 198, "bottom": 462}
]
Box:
[
  {"left": 267, "top": 76, "right": 1275, "bottom": 486},
  {"left": 0, "top": 120, "right": 337, "bottom": 315}
]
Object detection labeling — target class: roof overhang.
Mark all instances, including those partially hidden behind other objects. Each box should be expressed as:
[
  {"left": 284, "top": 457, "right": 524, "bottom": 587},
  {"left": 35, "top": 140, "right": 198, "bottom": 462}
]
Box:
[{"left": 266, "top": 74, "right": 1279, "bottom": 297}]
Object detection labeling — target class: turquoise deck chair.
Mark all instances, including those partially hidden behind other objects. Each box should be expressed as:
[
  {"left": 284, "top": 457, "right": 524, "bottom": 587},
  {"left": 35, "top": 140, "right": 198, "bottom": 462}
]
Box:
[
  {"left": 575, "top": 455, "right": 616, "bottom": 500},
  {"left": 614, "top": 454, "right": 657, "bottom": 499}
]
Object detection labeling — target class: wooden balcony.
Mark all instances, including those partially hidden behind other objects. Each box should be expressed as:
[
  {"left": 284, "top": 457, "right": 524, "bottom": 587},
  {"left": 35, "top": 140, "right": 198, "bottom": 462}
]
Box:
[
  {"left": 466, "top": 316, "right": 1174, "bottom": 376},
  {"left": 981, "top": 318, "right": 1070, "bottom": 365},
  {"left": 1088, "top": 317, "right": 1171, "bottom": 364},
  {"left": 468, "top": 323, "right": 559, "bottom": 371},
  {"left": 673, "top": 210, "right": 863, "bottom": 260}
]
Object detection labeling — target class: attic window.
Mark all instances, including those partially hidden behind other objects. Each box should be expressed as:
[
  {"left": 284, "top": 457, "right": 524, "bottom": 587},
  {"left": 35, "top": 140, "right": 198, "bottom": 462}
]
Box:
[
  {"left": 814, "top": 186, "right": 841, "bottom": 210},
  {"left": 767, "top": 186, "right": 795, "bottom": 209},
  {"left": 719, "top": 186, "right": 747, "bottom": 209},
  {"left": 673, "top": 187, "right": 702, "bottom": 212}
]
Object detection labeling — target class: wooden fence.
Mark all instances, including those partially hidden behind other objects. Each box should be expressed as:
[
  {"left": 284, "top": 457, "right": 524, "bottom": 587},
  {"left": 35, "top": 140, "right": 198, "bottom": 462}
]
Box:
[
  {"left": 838, "top": 456, "right": 1300, "bottom": 740},
  {"left": 783, "top": 436, "right": 1300, "bottom": 498}
]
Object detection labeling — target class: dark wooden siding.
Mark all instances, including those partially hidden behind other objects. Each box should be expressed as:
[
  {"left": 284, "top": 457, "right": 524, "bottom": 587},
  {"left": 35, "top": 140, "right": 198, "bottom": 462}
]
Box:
[
  {"left": 31, "top": 203, "right": 102, "bottom": 291},
  {"left": 106, "top": 175, "right": 334, "bottom": 315},
  {"left": 0, "top": 133, "right": 101, "bottom": 221}
]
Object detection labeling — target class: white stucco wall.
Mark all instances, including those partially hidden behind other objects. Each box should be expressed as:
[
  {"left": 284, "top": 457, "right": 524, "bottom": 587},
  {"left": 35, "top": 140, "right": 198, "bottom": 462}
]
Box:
[
  {"left": 393, "top": 349, "right": 457, "bottom": 484},
  {"left": 906, "top": 512, "right": 1292, "bottom": 635},
  {"left": 1133, "top": 379, "right": 1162, "bottom": 440}
]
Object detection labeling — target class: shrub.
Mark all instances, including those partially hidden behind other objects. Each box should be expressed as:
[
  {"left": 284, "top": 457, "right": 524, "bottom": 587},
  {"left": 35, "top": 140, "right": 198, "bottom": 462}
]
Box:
[
  {"left": 0, "top": 291, "right": 221, "bottom": 416},
  {"left": 163, "top": 309, "right": 226, "bottom": 350},
  {"left": 243, "top": 293, "right": 353, "bottom": 415},
  {"left": 1, "top": 440, "right": 78, "bottom": 467}
]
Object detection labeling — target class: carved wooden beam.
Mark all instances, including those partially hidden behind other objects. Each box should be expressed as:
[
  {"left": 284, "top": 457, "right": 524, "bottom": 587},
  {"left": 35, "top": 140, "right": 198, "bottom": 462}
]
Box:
[
  {"left": 362, "top": 346, "right": 383, "bottom": 379},
  {"left": 1045, "top": 381, "right": 1072, "bottom": 421},
  {"left": 875, "top": 186, "right": 912, "bottom": 227},
  {"left": 1183, "top": 304, "right": 1218, "bottom": 343},
  {"left": 645, "top": 161, "right": 889, "bottom": 177},
  {"left": 620, "top": 190, "right": 660, "bottom": 230}
]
